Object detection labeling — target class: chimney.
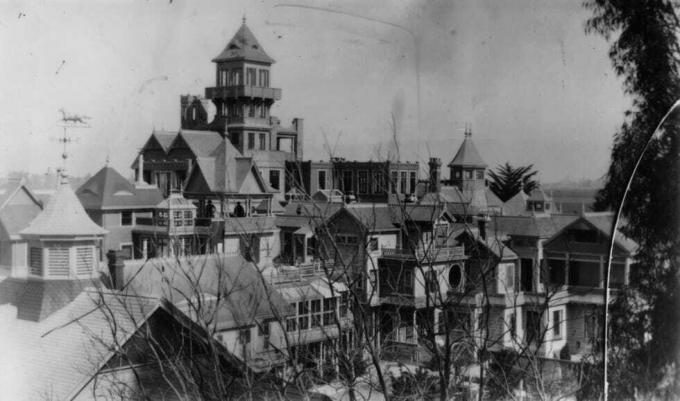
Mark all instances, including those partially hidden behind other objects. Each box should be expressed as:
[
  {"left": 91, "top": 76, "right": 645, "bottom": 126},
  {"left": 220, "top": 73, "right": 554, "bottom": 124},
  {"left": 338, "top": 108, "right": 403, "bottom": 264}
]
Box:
[
  {"left": 107, "top": 250, "right": 126, "bottom": 290},
  {"left": 478, "top": 218, "right": 487, "bottom": 240},
  {"left": 428, "top": 157, "right": 442, "bottom": 193},
  {"left": 137, "top": 152, "right": 144, "bottom": 185}
]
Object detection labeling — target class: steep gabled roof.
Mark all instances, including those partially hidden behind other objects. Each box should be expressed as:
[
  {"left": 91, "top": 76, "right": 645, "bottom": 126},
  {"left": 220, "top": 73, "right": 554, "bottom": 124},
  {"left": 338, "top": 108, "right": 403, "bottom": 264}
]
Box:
[
  {"left": 0, "top": 180, "right": 43, "bottom": 238},
  {"left": 185, "top": 141, "right": 270, "bottom": 195},
  {"left": 148, "top": 130, "right": 178, "bottom": 153},
  {"left": 491, "top": 214, "right": 578, "bottom": 239},
  {"left": 21, "top": 179, "right": 107, "bottom": 237},
  {"left": 544, "top": 212, "right": 638, "bottom": 254},
  {"left": 172, "top": 130, "right": 224, "bottom": 158},
  {"left": 448, "top": 133, "right": 487, "bottom": 168},
  {"left": 212, "top": 23, "right": 275, "bottom": 64},
  {"left": 77, "top": 166, "right": 163, "bottom": 210}
]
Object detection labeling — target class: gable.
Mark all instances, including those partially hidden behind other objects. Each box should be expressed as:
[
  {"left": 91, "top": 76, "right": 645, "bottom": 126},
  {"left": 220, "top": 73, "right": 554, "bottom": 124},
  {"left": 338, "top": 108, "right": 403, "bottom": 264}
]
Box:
[
  {"left": 184, "top": 163, "right": 213, "bottom": 194},
  {"left": 238, "top": 171, "right": 265, "bottom": 193}
]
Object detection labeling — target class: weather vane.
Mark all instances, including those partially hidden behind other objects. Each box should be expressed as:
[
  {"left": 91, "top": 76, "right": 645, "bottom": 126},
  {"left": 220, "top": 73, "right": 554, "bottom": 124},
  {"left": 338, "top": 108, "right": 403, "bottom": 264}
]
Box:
[{"left": 54, "top": 108, "right": 91, "bottom": 182}]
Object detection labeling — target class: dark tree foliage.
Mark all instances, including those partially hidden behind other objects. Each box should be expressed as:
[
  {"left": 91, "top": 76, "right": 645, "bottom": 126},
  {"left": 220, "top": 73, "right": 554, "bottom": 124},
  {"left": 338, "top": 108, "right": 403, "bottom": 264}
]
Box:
[
  {"left": 584, "top": 0, "right": 680, "bottom": 398},
  {"left": 487, "top": 162, "right": 539, "bottom": 202}
]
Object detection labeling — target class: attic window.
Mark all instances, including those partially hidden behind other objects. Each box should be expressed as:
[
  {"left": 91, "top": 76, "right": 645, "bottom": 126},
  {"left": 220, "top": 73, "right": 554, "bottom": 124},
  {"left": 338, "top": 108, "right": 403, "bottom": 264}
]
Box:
[{"left": 228, "top": 44, "right": 239, "bottom": 50}]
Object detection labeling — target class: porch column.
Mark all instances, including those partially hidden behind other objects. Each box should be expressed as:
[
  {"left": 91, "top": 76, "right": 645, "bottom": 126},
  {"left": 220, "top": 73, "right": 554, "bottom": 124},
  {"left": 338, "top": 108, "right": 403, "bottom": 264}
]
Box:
[
  {"left": 624, "top": 257, "right": 631, "bottom": 286},
  {"left": 564, "top": 252, "right": 570, "bottom": 286},
  {"left": 412, "top": 310, "right": 417, "bottom": 344},
  {"left": 599, "top": 255, "right": 605, "bottom": 288}
]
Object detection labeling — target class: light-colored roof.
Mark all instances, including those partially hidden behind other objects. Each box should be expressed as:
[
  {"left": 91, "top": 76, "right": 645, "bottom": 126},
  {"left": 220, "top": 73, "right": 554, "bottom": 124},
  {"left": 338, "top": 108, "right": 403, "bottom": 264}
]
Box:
[
  {"left": 120, "top": 254, "right": 290, "bottom": 329},
  {"left": 212, "top": 22, "right": 275, "bottom": 64},
  {"left": 21, "top": 179, "right": 107, "bottom": 237},
  {"left": 77, "top": 166, "right": 163, "bottom": 210},
  {"left": 448, "top": 133, "right": 487, "bottom": 168},
  {"left": 155, "top": 191, "right": 197, "bottom": 209},
  {"left": 0, "top": 288, "right": 157, "bottom": 401},
  {"left": 175, "top": 130, "right": 224, "bottom": 158},
  {"left": 186, "top": 141, "right": 270, "bottom": 195}
]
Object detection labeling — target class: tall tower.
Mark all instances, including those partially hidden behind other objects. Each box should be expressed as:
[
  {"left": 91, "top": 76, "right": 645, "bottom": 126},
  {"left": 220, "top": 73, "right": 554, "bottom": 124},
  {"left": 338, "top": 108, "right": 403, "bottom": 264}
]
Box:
[
  {"left": 205, "top": 18, "right": 282, "bottom": 155},
  {"left": 448, "top": 127, "right": 487, "bottom": 192}
]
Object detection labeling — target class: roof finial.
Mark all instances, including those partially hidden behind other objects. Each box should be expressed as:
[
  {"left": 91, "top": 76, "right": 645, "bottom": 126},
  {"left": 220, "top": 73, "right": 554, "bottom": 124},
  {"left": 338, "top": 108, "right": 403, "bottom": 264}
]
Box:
[
  {"left": 242, "top": 14, "right": 246, "bottom": 25},
  {"left": 105, "top": 152, "right": 110, "bottom": 166}
]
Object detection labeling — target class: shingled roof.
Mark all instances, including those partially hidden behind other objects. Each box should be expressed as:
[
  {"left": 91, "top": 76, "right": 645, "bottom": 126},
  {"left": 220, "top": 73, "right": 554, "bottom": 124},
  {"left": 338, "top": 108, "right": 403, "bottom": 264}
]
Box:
[
  {"left": 77, "top": 166, "right": 163, "bottom": 210},
  {"left": 185, "top": 140, "right": 270, "bottom": 195},
  {"left": 448, "top": 133, "right": 487, "bottom": 168},
  {"left": 21, "top": 178, "right": 107, "bottom": 237},
  {"left": 212, "top": 22, "right": 275, "bottom": 64},
  {"left": 172, "top": 130, "right": 224, "bottom": 158},
  {"left": 119, "top": 254, "right": 290, "bottom": 329},
  {"left": 0, "top": 180, "right": 42, "bottom": 239}
]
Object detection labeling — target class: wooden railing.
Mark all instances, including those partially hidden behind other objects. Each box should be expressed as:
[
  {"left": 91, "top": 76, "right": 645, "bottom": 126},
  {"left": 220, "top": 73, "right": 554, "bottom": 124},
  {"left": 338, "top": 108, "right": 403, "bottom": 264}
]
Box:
[
  {"left": 381, "top": 245, "right": 465, "bottom": 260},
  {"left": 267, "top": 260, "right": 334, "bottom": 284}
]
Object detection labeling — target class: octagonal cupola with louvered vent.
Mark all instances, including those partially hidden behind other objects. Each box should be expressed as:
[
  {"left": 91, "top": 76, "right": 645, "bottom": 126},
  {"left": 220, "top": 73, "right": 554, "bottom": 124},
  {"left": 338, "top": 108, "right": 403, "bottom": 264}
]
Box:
[{"left": 19, "top": 176, "right": 107, "bottom": 280}]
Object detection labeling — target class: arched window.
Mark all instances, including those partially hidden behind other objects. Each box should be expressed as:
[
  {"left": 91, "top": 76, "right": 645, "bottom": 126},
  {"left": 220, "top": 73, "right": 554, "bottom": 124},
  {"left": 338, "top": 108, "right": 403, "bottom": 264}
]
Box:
[{"left": 449, "top": 264, "right": 463, "bottom": 289}]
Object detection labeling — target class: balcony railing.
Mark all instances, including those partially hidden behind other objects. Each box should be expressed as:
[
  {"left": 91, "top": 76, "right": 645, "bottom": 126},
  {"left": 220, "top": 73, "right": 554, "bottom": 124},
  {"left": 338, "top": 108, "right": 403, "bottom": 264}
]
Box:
[
  {"left": 205, "top": 85, "right": 282, "bottom": 100},
  {"left": 267, "top": 260, "right": 334, "bottom": 284},
  {"left": 381, "top": 245, "right": 465, "bottom": 261}
]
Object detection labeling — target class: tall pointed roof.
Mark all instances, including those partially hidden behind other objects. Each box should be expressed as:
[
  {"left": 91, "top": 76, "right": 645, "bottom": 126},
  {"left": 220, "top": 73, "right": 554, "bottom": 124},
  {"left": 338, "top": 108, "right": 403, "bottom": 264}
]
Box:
[
  {"left": 212, "top": 21, "right": 275, "bottom": 64},
  {"left": 21, "top": 178, "right": 107, "bottom": 237},
  {"left": 448, "top": 130, "right": 487, "bottom": 168},
  {"left": 77, "top": 166, "right": 163, "bottom": 210}
]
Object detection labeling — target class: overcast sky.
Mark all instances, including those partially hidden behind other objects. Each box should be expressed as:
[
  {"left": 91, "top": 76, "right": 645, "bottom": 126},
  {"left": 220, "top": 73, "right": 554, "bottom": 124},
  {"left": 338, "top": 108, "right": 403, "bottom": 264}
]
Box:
[{"left": 0, "top": 0, "right": 629, "bottom": 183}]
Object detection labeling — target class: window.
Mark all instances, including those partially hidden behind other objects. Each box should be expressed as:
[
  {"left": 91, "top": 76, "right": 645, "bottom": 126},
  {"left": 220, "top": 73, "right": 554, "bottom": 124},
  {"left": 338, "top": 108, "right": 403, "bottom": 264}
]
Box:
[
  {"left": 269, "top": 170, "right": 280, "bottom": 190},
  {"left": 260, "top": 104, "right": 267, "bottom": 118},
  {"left": 323, "top": 298, "right": 336, "bottom": 326},
  {"left": 401, "top": 270, "right": 413, "bottom": 293},
  {"left": 311, "top": 299, "right": 322, "bottom": 328},
  {"left": 173, "top": 210, "right": 183, "bottom": 226},
  {"left": 372, "top": 171, "right": 385, "bottom": 193},
  {"left": 246, "top": 68, "right": 256, "bottom": 85},
  {"left": 509, "top": 312, "right": 517, "bottom": 339},
  {"left": 121, "top": 211, "right": 133, "bottom": 226},
  {"left": 409, "top": 171, "right": 417, "bottom": 194},
  {"left": 248, "top": 132, "right": 255, "bottom": 149},
  {"left": 390, "top": 171, "right": 398, "bottom": 193},
  {"left": 318, "top": 170, "right": 326, "bottom": 190},
  {"left": 336, "top": 234, "right": 358, "bottom": 245},
  {"left": 548, "top": 259, "right": 566, "bottom": 286},
  {"left": 400, "top": 171, "right": 408, "bottom": 194},
  {"left": 610, "top": 262, "right": 626, "bottom": 289},
  {"left": 464, "top": 170, "right": 473, "bottom": 179},
  {"left": 339, "top": 292, "right": 348, "bottom": 318},
  {"left": 358, "top": 171, "right": 368, "bottom": 194},
  {"left": 368, "top": 237, "right": 379, "bottom": 252},
  {"left": 454, "top": 170, "right": 461, "bottom": 179},
  {"left": 553, "top": 310, "right": 562, "bottom": 337},
  {"left": 120, "top": 244, "right": 133, "bottom": 260},
  {"left": 29, "top": 247, "right": 42, "bottom": 276},
  {"left": 239, "top": 329, "right": 251, "bottom": 344},
  {"left": 342, "top": 170, "right": 353, "bottom": 193},
  {"left": 259, "top": 69, "right": 269, "bottom": 87},
  {"left": 369, "top": 270, "right": 376, "bottom": 286},
  {"left": 248, "top": 104, "right": 255, "bottom": 117},
  {"left": 259, "top": 133, "right": 266, "bottom": 150},
  {"left": 425, "top": 270, "right": 438, "bottom": 292},
  {"left": 449, "top": 264, "right": 462, "bottom": 289},
  {"left": 298, "top": 300, "right": 309, "bottom": 315},
  {"left": 434, "top": 224, "right": 448, "bottom": 247},
  {"left": 286, "top": 317, "right": 297, "bottom": 332},
  {"left": 298, "top": 316, "right": 309, "bottom": 330},
  {"left": 184, "top": 210, "right": 193, "bottom": 226},
  {"left": 476, "top": 170, "right": 485, "bottom": 180},
  {"left": 525, "top": 310, "right": 541, "bottom": 342}
]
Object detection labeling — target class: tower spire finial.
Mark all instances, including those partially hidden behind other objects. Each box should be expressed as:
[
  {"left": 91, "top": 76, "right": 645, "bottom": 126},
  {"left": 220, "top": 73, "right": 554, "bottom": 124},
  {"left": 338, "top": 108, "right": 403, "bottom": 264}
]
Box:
[{"left": 242, "top": 14, "right": 246, "bottom": 25}]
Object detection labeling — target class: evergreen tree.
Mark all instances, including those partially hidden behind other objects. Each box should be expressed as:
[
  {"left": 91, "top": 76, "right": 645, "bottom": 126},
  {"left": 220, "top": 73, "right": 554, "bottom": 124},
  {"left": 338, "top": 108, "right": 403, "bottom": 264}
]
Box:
[
  {"left": 487, "top": 162, "right": 539, "bottom": 202},
  {"left": 585, "top": 0, "right": 680, "bottom": 398}
]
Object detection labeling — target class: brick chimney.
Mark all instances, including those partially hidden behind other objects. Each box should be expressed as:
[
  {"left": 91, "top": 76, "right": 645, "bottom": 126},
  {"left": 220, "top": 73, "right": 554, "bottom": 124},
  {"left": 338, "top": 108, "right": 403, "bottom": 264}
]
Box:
[
  {"left": 107, "top": 250, "right": 126, "bottom": 290},
  {"left": 428, "top": 157, "right": 442, "bottom": 193}
]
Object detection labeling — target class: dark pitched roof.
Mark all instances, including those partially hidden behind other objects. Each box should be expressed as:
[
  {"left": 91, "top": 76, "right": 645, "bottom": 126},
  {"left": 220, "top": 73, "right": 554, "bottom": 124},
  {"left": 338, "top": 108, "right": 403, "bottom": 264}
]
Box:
[
  {"left": 527, "top": 187, "right": 551, "bottom": 202},
  {"left": 275, "top": 201, "right": 343, "bottom": 230},
  {"left": 341, "top": 204, "right": 402, "bottom": 232},
  {"left": 150, "top": 130, "right": 178, "bottom": 153},
  {"left": 491, "top": 214, "right": 578, "bottom": 239},
  {"left": 212, "top": 23, "right": 275, "bottom": 64},
  {"left": 223, "top": 216, "right": 278, "bottom": 234},
  {"left": 77, "top": 166, "right": 164, "bottom": 210},
  {"left": 448, "top": 134, "right": 487, "bottom": 168},
  {"left": 545, "top": 213, "right": 638, "bottom": 253}
]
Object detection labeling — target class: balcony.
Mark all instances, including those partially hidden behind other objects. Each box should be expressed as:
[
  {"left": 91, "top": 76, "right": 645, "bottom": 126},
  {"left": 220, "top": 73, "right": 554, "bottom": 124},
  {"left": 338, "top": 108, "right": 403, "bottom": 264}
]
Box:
[
  {"left": 205, "top": 85, "right": 282, "bottom": 101},
  {"left": 266, "top": 260, "right": 335, "bottom": 285},
  {"left": 381, "top": 245, "right": 465, "bottom": 262}
]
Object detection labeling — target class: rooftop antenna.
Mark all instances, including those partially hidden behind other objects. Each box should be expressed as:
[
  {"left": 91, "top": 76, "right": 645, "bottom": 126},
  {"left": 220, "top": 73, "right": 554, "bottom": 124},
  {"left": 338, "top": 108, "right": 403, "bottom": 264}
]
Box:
[{"left": 55, "top": 108, "right": 90, "bottom": 183}]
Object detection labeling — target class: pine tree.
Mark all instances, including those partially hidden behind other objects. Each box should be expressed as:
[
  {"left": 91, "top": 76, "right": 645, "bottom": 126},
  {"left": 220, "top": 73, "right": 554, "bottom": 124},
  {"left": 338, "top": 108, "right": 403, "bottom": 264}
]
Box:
[{"left": 487, "top": 162, "right": 539, "bottom": 202}]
